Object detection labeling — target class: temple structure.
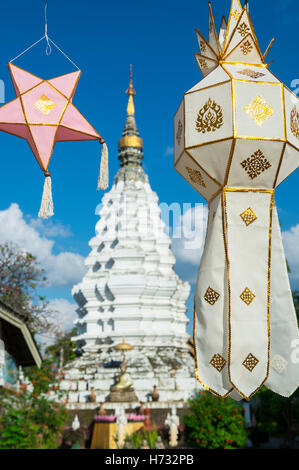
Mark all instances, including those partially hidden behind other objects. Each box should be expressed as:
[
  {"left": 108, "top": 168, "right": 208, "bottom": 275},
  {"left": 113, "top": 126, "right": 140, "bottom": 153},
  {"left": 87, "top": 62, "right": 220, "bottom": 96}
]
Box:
[{"left": 61, "top": 69, "right": 198, "bottom": 406}]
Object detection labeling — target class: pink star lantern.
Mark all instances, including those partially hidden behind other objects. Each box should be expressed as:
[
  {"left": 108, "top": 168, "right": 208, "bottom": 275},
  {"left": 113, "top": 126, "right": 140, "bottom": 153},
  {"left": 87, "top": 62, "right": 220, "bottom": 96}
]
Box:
[{"left": 0, "top": 63, "right": 108, "bottom": 218}]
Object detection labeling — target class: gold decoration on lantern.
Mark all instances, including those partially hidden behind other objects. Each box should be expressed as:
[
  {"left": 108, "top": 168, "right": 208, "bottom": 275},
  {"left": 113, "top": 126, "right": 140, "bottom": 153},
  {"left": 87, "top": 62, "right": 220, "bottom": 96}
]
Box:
[
  {"left": 195, "top": 98, "right": 224, "bottom": 134},
  {"left": 34, "top": 95, "right": 56, "bottom": 116},
  {"left": 186, "top": 166, "right": 206, "bottom": 188},
  {"left": 243, "top": 353, "right": 259, "bottom": 372},
  {"left": 204, "top": 287, "right": 220, "bottom": 305},
  {"left": 240, "top": 40, "right": 253, "bottom": 55},
  {"left": 176, "top": 120, "right": 183, "bottom": 146},
  {"left": 210, "top": 353, "right": 227, "bottom": 372},
  {"left": 240, "top": 208, "right": 258, "bottom": 226},
  {"left": 241, "top": 149, "right": 271, "bottom": 180},
  {"left": 237, "top": 69, "right": 266, "bottom": 79},
  {"left": 240, "top": 287, "right": 256, "bottom": 306},
  {"left": 244, "top": 95, "right": 274, "bottom": 126},
  {"left": 290, "top": 105, "right": 299, "bottom": 140},
  {"left": 199, "top": 40, "right": 207, "bottom": 53},
  {"left": 231, "top": 9, "right": 241, "bottom": 22},
  {"left": 237, "top": 22, "right": 250, "bottom": 38}
]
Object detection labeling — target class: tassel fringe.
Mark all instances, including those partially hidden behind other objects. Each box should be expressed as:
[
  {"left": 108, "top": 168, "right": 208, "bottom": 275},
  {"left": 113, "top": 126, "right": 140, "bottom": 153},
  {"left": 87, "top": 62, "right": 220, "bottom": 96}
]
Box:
[
  {"left": 97, "top": 141, "right": 109, "bottom": 190},
  {"left": 38, "top": 173, "right": 54, "bottom": 219}
]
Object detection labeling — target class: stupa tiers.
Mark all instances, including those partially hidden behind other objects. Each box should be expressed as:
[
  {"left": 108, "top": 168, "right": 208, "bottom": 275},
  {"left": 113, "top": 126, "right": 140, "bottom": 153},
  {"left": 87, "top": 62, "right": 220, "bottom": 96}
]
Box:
[{"left": 62, "top": 69, "right": 197, "bottom": 405}]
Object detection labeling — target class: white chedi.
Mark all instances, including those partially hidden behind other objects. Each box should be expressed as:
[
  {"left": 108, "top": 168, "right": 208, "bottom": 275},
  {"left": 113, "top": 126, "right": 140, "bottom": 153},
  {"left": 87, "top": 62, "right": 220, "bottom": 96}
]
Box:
[{"left": 61, "top": 71, "right": 199, "bottom": 405}]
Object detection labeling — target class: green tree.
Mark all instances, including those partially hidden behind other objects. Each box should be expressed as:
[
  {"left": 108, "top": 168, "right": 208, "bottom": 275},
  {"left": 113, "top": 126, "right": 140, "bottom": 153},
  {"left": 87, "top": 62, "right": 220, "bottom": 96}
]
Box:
[
  {"left": 0, "top": 242, "right": 57, "bottom": 335},
  {"left": 182, "top": 391, "right": 247, "bottom": 449},
  {"left": 0, "top": 361, "right": 68, "bottom": 449},
  {"left": 45, "top": 328, "right": 78, "bottom": 365}
]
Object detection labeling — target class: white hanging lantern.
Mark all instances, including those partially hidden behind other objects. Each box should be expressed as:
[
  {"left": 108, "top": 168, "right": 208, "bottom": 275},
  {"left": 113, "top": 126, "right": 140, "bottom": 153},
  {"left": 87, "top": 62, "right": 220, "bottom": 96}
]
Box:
[{"left": 174, "top": 0, "right": 299, "bottom": 400}]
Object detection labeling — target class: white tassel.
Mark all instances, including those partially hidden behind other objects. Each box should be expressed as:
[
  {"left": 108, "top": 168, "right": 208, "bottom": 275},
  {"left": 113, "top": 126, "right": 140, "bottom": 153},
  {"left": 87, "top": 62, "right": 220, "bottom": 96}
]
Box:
[
  {"left": 38, "top": 173, "right": 54, "bottom": 219},
  {"left": 97, "top": 141, "right": 109, "bottom": 190}
]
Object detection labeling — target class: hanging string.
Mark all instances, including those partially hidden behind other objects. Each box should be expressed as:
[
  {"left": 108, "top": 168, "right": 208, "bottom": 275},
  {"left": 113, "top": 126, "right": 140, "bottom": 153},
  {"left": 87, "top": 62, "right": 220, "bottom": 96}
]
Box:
[
  {"left": 9, "top": 0, "right": 80, "bottom": 70},
  {"left": 44, "top": 0, "right": 52, "bottom": 56}
]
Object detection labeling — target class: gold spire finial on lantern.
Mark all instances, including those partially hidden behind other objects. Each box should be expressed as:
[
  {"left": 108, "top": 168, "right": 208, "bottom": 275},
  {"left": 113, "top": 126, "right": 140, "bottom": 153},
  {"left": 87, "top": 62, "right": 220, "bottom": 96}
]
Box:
[{"left": 126, "top": 64, "right": 136, "bottom": 115}]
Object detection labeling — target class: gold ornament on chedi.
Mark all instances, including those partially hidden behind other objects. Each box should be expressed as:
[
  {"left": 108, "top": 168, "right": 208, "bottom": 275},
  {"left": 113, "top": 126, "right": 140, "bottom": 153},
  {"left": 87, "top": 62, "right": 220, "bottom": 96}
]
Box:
[
  {"left": 290, "top": 105, "right": 299, "bottom": 140},
  {"left": 244, "top": 95, "right": 274, "bottom": 126},
  {"left": 34, "top": 95, "right": 57, "bottom": 116},
  {"left": 241, "top": 149, "right": 271, "bottom": 180},
  {"left": 231, "top": 9, "right": 241, "bottom": 22},
  {"left": 195, "top": 98, "right": 224, "bottom": 133}
]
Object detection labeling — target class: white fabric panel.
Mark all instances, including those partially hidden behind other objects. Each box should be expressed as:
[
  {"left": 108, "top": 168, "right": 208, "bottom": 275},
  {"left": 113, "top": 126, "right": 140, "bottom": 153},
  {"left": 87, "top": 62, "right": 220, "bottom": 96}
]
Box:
[
  {"left": 224, "top": 190, "right": 273, "bottom": 399},
  {"left": 196, "top": 30, "right": 218, "bottom": 61},
  {"left": 174, "top": 100, "right": 185, "bottom": 164},
  {"left": 223, "top": 0, "right": 243, "bottom": 52},
  {"left": 187, "top": 66, "right": 230, "bottom": 94},
  {"left": 234, "top": 81, "right": 284, "bottom": 140},
  {"left": 276, "top": 143, "right": 298, "bottom": 187},
  {"left": 188, "top": 139, "right": 233, "bottom": 185},
  {"left": 227, "top": 139, "right": 284, "bottom": 189},
  {"left": 175, "top": 152, "right": 221, "bottom": 202},
  {"left": 185, "top": 82, "right": 233, "bottom": 148},
  {"left": 284, "top": 87, "right": 299, "bottom": 151},
  {"left": 265, "top": 204, "right": 299, "bottom": 396},
  {"left": 224, "top": 34, "right": 263, "bottom": 65},
  {"left": 194, "top": 54, "right": 218, "bottom": 78},
  {"left": 219, "top": 17, "right": 227, "bottom": 51},
  {"left": 224, "top": 9, "right": 256, "bottom": 57},
  {"left": 222, "top": 64, "right": 279, "bottom": 84},
  {"left": 194, "top": 194, "right": 232, "bottom": 397},
  {"left": 208, "top": 9, "right": 220, "bottom": 56}
]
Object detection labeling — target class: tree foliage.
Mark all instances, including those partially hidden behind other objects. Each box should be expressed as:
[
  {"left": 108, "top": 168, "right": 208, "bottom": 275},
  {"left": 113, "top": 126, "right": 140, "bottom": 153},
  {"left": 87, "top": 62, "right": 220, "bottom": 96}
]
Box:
[
  {"left": 45, "top": 328, "right": 78, "bottom": 365},
  {"left": 0, "top": 361, "right": 68, "bottom": 449},
  {"left": 0, "top": 242, "right": 57, "bottom": 335},
  {"left": 182, "top": 391, "right": 247, "bottom": 449}
]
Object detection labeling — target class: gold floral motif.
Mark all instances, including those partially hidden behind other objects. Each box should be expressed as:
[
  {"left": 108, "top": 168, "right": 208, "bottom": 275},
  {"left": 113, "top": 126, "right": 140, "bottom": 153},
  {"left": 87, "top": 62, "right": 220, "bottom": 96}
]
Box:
[
  {"left": 237, "top": 22, "right": 250, "bottom": 37},
  {"left": 210, "top": 354, "right": 227, "bottom": 372},
  {"left": 243, "top": 353, "right": 259, "bottom": 372},
  {"left": 240, "top": 287, "right": 256, "bottom": 306},
  {"left": 34, "top": 95, "right": 56, "bottom": 116},
  {"left": 240, "top": 208, "right": 257, "bottom": 226},
  {"left": 186, "top": 166, "right": 206, "bottom": 188},
  {"left": 241, "top": 149, "right": 271, "bottom": 180},
  {"left": 244, "top": 95, "right": 274, "bottom": 126},
  {"left": 237, "top": 68, "right": 266, "bottom": 79},
  {"left": 176, "top": 120, "right": 183, "bottom": 146},
  {"left": 231, "top": 9, "right": 241, "bottom": 22},
  {"left": 199, "top": 40, "right": 207, "bottom": 53},
  {"left": 198, "top": 58, "right": 208, "bottom": 70},
  {"left": 290, "top": 105, "right": 299, "bottom": 140},
  {"left": 196, "top": 98, "right": 224, "bottom": 133},
  {"left": 204, "top": 287, "right": 220, "bottom": 305},
  {"left": 240, "top": 40, "right": 253, "bottom": 55}
]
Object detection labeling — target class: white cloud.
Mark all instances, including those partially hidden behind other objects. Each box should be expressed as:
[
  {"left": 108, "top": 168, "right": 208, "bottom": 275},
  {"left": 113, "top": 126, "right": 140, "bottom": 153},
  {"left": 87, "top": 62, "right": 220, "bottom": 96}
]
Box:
[
  {"left": 171, "top": 204, "right": 208, "bottom": 282},
  {"left": 0, "top": 203, "right": 86, "bottom": 288},
  {"left": 49, "top": 298, "right": 77, "bottom": 332},
  {"left": 29, "top": 218, "right": 73, "bottom": 238},
  {"left": 283, "top": 223, "right": 299, "bottom": 287}
]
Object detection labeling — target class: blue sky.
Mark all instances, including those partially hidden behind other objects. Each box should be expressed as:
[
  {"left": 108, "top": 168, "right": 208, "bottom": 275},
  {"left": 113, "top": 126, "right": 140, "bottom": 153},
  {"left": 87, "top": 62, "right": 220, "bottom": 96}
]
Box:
[{"left": 0, "top": 0, "right": 298, "bottom": 337}]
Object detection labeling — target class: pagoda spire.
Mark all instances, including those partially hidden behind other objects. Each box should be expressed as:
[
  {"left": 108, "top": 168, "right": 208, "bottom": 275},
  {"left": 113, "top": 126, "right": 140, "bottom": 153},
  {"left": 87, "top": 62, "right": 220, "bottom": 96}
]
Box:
[{"left": 118, "top": 65, "right": 143, "bottom": 170}]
